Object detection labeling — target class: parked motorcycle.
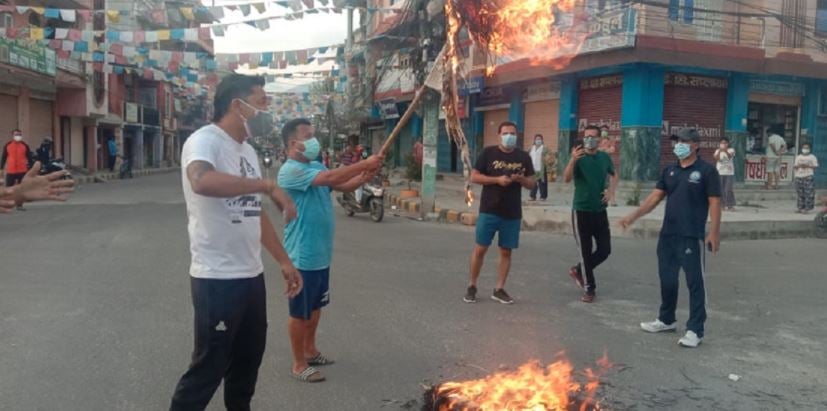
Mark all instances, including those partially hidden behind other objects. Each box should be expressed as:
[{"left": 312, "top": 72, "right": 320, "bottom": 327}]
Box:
[
  {"left": 119, "top": 156, "right": 133, "bottom": 179},
  {"left": 40, "top": 158, "right": 72, "bottom": 180},
  {"left": 336, "top": 176, "right": 385, "bottom": 222}
]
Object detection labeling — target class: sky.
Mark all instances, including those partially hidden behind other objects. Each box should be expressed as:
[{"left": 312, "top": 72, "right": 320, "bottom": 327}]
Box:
[{"left": 202, "top": 1, "right": 355, "bottom": 54}]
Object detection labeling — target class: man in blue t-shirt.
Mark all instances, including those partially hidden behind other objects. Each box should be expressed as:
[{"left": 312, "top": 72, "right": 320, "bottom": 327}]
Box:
[
  {"left": 277, "top": 118, "right": 383, "bottom": 382},
  {"left": 619, "top": 128, "right": 721, "bottom": 348}
]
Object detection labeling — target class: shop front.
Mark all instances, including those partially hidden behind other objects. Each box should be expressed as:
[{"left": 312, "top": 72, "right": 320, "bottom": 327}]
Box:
[
  {"left": 522, "top": 81, "right": 560, "bottom": 152},
  {"left": 661, "top": 73, "right": 728, "bottom": 169},
  {"left": 743, "top": 80, "right": 804, "bottom": 186},
  {"left": 475, "top": 86, "right": 512, "bottom": 148},
  {"left": 577, "top": 75, "right": 622, "bottom": 170}
]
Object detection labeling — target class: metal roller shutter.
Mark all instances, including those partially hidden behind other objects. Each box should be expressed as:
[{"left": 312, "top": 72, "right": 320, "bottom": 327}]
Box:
[
  {"left": 577, "top": 76, "right": 622, "bottom": 171},
  {"left": 483, "top": 109, "right": 509, "bottom": 148},
  {"left": 30, "top": 98, "right": 54, "bottom": 143},
  {"left": 661, "top": 74, "right": 727, "bottom": 169},
  {"left": 0, "top": 94, "right": 18, "bottom": 147},
  {"left": 523, "top": 100, "right": 559, "bottom": 151}
]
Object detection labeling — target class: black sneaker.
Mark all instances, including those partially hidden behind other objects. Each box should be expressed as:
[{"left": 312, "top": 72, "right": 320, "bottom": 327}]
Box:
[
  {"left": 568, "top": 265, "right": 584, "bottom": 290},
  {"left": 463, "top": 285, "right": 477, "bottom": 303},
  {"left": 491, "top": 288, "right": 514, "bottom": 304}
]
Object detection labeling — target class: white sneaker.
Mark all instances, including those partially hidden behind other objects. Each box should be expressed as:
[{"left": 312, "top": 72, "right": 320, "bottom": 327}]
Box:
[
  {"left": 678, "top": 331, "right": 703, "bottom": 348},
  {"left": 640, "top": 319, "right": 677, "bottom": 333}
]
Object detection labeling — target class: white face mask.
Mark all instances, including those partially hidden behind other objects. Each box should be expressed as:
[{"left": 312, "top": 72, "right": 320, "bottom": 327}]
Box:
[
  {"left": 13, "top": 135, "right": 23, "bottom": 142},
  {"left": 802, "top": 148, "right": 811, "bottom": 155}
]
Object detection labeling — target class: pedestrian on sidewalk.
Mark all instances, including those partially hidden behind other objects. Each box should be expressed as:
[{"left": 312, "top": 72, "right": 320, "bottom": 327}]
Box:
[
  {"left": 794, "top": 143, "right": 819, "bottom": 214},
  {"left": 107, "top": 137, "right": 118, "bottom": 172},
  {"left": 2, "top": 129, "right": 34, "bottom": 211},
  {"left": 619, "top": 128, "right": 721, "bottom": 348},
  {"left": 36, "top": 137, "right": 53, "bottom": 165},
  {"left": 170, "top": 74, "right": 303, "bottom": 411},
  {"left": 765, "top": 125, "right": 787, "bottom": 190},
  {"left": 563, "top": 125, "right": 618, "bottom": 303},
  {"left": 463, "top": 121, "right": 535, "bottom": 305},
  {"left": 529, "top": 134, "right": 549, "bottom": 201},
  {"left": 278, "top": 118, "right": 383, "bottom": 383},
  {"left": 714, "top": 137, "right": 736, "bottom": 211}
]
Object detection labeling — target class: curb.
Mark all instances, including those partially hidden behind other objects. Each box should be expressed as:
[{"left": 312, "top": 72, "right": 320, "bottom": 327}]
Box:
[
  {"left": 384, "top": 191, "right": 819, "bottom": 240},
  {"left": 71, "top": 167, "right": 179, "bottom": 185},
  {"left": 385, "top": 194, "right": 477, "bottom": 226}
]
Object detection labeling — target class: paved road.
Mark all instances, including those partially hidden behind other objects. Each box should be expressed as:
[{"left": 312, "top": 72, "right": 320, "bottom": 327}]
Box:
[{"left": 1, "top": 174, "right": 825, "bottom": 410}]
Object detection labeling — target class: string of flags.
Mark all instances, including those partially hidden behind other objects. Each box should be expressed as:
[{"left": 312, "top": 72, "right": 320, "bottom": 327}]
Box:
[
  {"left": 3, "top": 7, "right": 345, "bottom": 43},
  {"left": 214, "top": 45, "right": 341, "bottom": 71}
]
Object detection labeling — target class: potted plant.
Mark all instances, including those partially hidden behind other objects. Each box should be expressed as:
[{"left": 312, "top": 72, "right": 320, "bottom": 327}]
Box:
[{"left": 399, "top": 152, "right": 421, "bottom": 198}]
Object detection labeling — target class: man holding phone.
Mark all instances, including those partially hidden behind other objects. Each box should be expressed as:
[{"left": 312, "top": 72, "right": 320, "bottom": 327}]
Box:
[
  {"left": 619, "top": 128, "right": 721, "bottom": 348},
  {"left": 463, "top": 121, "right": 535, "bottom": 305},
  {"left": 563, "top": 125, "right": 617, "bottom": 303}
]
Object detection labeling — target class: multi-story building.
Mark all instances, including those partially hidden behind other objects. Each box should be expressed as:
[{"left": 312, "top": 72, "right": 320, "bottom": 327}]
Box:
[
  {"left": 353, "top": 0, "right": 827, "bottom": 187},
  {"left": 0, "top": 0, "right": 96, "bottom": 172},
  {"left": 106, "top": 0, "right": 213, "bottom": 170},
  {"left": 1, "top": 0, "right": 212, "bottom": 175}
]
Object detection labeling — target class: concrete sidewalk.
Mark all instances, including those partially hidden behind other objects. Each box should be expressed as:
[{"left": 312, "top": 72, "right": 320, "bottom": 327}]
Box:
[{"left": 386, "top": 173, "right": 826, "bottom": 240}]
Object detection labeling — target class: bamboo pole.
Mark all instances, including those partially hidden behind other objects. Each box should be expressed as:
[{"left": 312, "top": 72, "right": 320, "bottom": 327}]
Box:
[{"left": 377, "top": 83, "right": 430, "bottom": 157}]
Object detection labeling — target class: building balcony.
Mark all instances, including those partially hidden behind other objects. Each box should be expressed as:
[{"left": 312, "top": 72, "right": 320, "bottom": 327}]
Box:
[{"left": 124, "top": 101, "right": 162, "bottom": 127}]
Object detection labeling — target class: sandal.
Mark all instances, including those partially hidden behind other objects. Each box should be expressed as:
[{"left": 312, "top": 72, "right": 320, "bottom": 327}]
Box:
[
  {"left": 292, "top": 366, "right": 325, "bottom": 383},
  {"left": 306, "top": 353, "right": 336, "bottom": 366}
]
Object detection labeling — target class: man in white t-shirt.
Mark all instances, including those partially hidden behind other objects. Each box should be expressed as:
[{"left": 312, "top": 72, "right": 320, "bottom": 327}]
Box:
[
  {"left": 765, "top": 125, "right": 787, "bottom": 190},
  {"left": 170, "top": 74, "right": 303, "bottom": 411}
]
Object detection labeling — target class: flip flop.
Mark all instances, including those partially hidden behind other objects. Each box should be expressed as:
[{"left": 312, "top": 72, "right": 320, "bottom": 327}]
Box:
[
  {"left": 292, "top": 366, "right": 325, "bottom": 383},
  {"left": 306, "top": 353, "right": 336, "bottom": 366}
]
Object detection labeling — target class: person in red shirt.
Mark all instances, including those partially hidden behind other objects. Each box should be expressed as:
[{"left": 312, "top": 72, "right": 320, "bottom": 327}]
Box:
[{"left": 2, "top": 129, "right": 34, "bottom": 210}]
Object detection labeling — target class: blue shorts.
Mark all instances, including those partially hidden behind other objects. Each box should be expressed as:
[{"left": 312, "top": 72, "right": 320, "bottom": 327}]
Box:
[
  {"left": 288, "top": 268, "right": 330, "bottom": 320},
  {"left": 475, "top": 213, "right": 522, "bottom": 249}
]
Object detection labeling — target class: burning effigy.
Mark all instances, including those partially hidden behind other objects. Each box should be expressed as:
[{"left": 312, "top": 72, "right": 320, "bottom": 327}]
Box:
[{"left": 422, "top": 354, "right": 611, "bottom": 411}]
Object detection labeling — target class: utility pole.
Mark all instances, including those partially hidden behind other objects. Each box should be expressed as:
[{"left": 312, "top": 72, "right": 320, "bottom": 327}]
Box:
[{"left": 420, "top": 88, "right": 439, "bottom": 219}]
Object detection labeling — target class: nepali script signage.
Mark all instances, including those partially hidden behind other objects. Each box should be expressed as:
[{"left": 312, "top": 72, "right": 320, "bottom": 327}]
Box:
[
  {"left": 580, "top": 8, "right": 637, "bottom": 55},
  {"left": 378, "top": 99, "right": 400, "bottom": 120},
  {"left": 0, "top": 38, "right": 57, "bottom": 76},
  {"left": 744, "top": 154, "right": 795, "bottom": 184},
  {"left": 749, "top": 80, "right": 804, "bottom": 96}
]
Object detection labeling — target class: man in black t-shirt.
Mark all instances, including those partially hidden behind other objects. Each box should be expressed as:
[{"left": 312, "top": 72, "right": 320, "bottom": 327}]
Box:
[
  {"left": 463, "top": 121, "right": 535, "bottom": 305},
  {"left": 619, "top": 128, "right": 722, "bottom": 348}
]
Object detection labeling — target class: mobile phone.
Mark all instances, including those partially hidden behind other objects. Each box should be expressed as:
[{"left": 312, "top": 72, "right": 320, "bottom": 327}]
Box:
[{"left": 707, "top": 242, "right": 713, "bottom": 252}]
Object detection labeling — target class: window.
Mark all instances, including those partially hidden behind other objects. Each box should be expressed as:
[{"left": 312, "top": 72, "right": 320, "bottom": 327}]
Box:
[
  {"left": 819, "top": 86, "right": 827, "bottom": 116},
  {"left": 668, "top": 0, "right": 694, "bottom": 24},
  {"left": 817, "top": 0, "right": 827, "bottom": 36},
  {"left": 0, "top": 13, "right": 12, "bottom": 29}
]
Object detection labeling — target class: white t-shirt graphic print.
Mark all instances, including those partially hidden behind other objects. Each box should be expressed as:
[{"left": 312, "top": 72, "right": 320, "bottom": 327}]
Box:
[{"left": 181, "top": 124, "right": 264, "bottom": 279}]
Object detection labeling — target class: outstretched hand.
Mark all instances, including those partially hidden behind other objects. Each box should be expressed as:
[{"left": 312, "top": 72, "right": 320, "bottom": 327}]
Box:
[{"left": 14, "top": 162, "right": 75, "bottom": 204}]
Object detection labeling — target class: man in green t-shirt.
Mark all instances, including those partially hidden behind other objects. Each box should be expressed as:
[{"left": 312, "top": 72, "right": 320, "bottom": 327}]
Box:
[{"left": 563, "top": 125, "right": 618, "bottom": 303}]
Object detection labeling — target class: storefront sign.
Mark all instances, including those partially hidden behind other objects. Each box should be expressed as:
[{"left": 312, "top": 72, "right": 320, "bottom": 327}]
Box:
[
  {"left": 458, "top": 75, "right": 483, "bottom": 96},
  {"left": 665, "top": 73, "right": 728, "bottom": 89},
  {"left": 477, "top": 86, "right": 511, "bottom": 108},
  {"left": 0, "top": 38, "right": 57, "bottom": 76},
  {"left": 660, "top": 121, "right": 723, "bottom": 148},
  {"left": 749, "top": 80, "right": 804, "bottom": 96},
  {"left": 125, "top": 102, "right": 139, "bottom": 123},
  {"left": 523, "top": 81, "right": 561, "bottom": 102},
  {"left": 378, "top": 98, "right": 400, "bottom": 120},
  {"left": 579, "top": 8, "right": 637, "bottom": 55},
  {"left": 579, "top": 75, "right": 623, "bottom": 90},
  {"left": 744, "top": 154, "right": 795, "bottom": 184}
]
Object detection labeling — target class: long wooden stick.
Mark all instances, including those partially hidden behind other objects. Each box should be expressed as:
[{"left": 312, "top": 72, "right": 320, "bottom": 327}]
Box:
[{"left": 378, "top": 83, "right": 430, "bottom": 157}]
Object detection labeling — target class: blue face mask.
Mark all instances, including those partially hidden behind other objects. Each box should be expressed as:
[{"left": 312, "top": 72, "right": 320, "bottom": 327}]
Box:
[
  {"left": 673, "top": 142, "right": 692, "bottom": 160},
  {"left": 501, "top": 133, "right": 517, "bottom": 149},
  {"left": 302, "top": 137, "right": 321, "bottom": 161}
]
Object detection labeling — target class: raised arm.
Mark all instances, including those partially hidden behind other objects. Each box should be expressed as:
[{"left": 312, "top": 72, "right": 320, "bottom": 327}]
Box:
[{"left": 312, "top": 155, "right": 382, "bottom": 187}]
